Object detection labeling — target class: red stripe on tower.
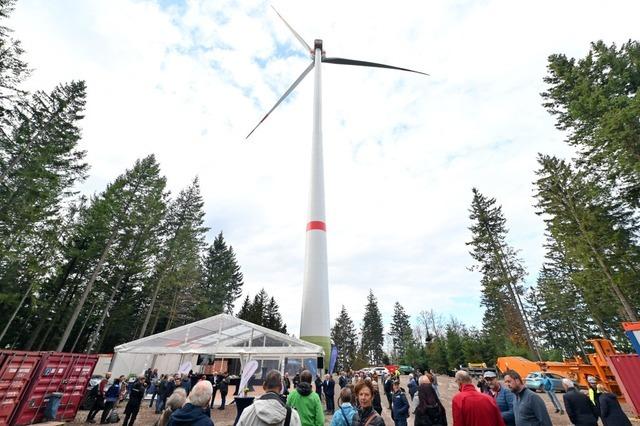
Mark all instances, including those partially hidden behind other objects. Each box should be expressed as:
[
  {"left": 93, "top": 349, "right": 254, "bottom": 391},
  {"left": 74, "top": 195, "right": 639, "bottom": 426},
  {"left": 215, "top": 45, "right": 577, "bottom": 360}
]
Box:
[{"left": 306, "top": 221, "right": 326, "bottom": 231}]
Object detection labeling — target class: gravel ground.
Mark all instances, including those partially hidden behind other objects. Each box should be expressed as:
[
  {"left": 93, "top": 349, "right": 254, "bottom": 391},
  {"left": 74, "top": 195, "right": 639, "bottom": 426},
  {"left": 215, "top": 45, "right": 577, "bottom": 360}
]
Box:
[{"left": 71, "top": 374, "right": 637, "bottom": 425}]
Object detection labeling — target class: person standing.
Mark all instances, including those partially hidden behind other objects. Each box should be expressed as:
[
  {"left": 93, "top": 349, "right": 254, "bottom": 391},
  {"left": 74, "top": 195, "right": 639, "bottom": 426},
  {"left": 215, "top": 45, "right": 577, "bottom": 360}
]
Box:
[
  {"left": 562, "top": 379, "right": 597, "bottom": 426},
  {"left": 407, "top": 374, "right": 418, "bottom": 401},
  {"left": 372, "top": 381, "right": 383, "bottom": 415},
  {"left": 597, "top": 384, "right": 631, "bottom": 426},
  {"left": 315, "top": 374, "right": 323, "bottom": 402},
  {"left": 503, "top": 370, "right": 551, "bottom": 426},
  {"left": 168, "top": 380, "right": 214, "bottom": 426},
  {"left": 156, "top": 375, "right": 168, "bottom": 414},
  {"left": 339, "top": 372, "right": 348, "bottom": 389},
  {"left": 330, "top": 388, "right": 357, "bottom": 426},
  {"left": 482, "top": 371, "right": 515, "bottom": 426},
  {"left": 586, "top": 376, "right": 601, "bottom": 419},
  {"left": 87, "top": 372, "right": 111, "bottom": 423},
  {"left": 283, "top": 372, "right": 291, "bottom": 396},
  {"left": 452, "top": 370, "right": 505, "bottom": 426},
  {"left": 101, "top": 378, "right": 121, "bottom": 424},
  {"left": 237, "top": 370, "right": 302, "bottom": 426},
  {"left": 157, "top": 389, "right": 187, "bottom": 426},
  {"left": 383, "top": 374, "right": 394, "bottom": 410},
  {"left": 323, "top": 374, "right": 336, "bottom": 413},
  {"left": 413, "top": 383, "right": 447, "bottom": 426},
  {"left": 123, "top": 375, "right": 145, "bottom": 426},
  {"left": 391, "top": 381, "right": 409, "bottom": 426},
  {"left": 293, "top": 372, "right": 301, "bottom": 389},
  {"left": 352, "top": 381, "right": 385, "bottom": 426},
  {"left": 217, "top": 372, "right": 229, "bottom": 410},
  {"left": 541, "top": 373, "right": 563, "bottom": 415},
  {"left": 429, "top": 370, "right": 440, "bottom": 397},
  {"left": 286, "top": 370, "right": 324, "bottom": 426},
  {"left": 208, "top": 372, "right": 218, "bottom": 409}
]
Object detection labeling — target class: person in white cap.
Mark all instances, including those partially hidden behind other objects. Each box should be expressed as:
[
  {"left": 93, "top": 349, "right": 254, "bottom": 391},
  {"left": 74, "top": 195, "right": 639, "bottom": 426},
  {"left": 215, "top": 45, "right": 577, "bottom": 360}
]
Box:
[
  {"left": 482, "top": 371, "right": 515, "bottom": 426},
  {"left": 562, "top": 378, "right": 597, "bottom": 426}
]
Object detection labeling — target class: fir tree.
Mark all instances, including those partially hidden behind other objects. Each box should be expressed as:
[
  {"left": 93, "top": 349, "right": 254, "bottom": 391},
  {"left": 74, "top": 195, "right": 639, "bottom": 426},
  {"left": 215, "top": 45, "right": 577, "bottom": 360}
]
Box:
[
  {"left": 237, "top": 289, "right": 287, "bottom": 333},
  {"left": 467, "top": 188, "right": 539, "bottom": 358},
  {"left": 331, "top": 306, "right": 358, "bottom": 371},
  {"left": 360, "top": 289, "right": 384, "bottom": 364},
  {"left": 199, "top": 232, "right": 244, "bottom": 316},
  {"left": 389, "top": 302, "right": 413, "bottom": 363}
]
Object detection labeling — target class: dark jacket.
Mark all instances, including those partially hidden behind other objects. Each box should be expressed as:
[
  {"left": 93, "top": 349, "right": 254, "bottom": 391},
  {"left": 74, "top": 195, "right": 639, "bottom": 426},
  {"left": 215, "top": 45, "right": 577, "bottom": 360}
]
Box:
[
  {"left": 373, "top": 390, "right": 383, "bottom": 415},
  {"left": 484, "top": 385, "right": 515, "bottom": 426},
  {"left": 167, "top": 403, "right": 214, "bottom": 426},
  {"left": 392, "top": 389, "right": 409, "bottom": 420},
  {"left": 315, "top": 377, "right": 323, "bottom": 397},
  {"left": 165, "top": 381, "right": 176, "bottom": 398},
  {"left": 407, "top": 379, "right": 418, "bottom": 397},
  {"left": 384, "top": 378, "right": 393, "bottom": 394},
  {"left": 323, "top": 379, "right": 335, "bottom": 397},
  {"left": 563, "top": 388, "right": 597, "bottom": 426},
  {"left": 353, "top": 406, "right": 385, "bottom": 426},
  {"left": 414, "top": 400, "right": 447, "bottom": 426},
  {"left": 513, "top": 387, "right": 552, "bottom": 426},
  {"left": 129, "top": 381, "right": 146, "bottom": 405},
  {"left": 599, "top": 392, "right": 631, "bottom": 426},
  {"left": 339, "top": 376, "right": 347, "bottom": 388},
  {"left": 218, "top": 376, "right": 229, "bottom": 394}
]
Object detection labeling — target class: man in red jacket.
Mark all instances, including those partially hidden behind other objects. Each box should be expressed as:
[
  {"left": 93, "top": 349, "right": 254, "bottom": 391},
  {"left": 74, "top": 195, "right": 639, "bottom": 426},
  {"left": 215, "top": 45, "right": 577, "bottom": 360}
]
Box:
[{"left": 452, "top": 370, "right": 505, "bottom": 426}]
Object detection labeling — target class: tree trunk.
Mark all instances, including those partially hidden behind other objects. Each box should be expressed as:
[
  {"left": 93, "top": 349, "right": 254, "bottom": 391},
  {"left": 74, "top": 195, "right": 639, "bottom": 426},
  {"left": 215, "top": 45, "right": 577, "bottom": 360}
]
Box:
[
  {"left": 555, "top": 179, "right": 639, "bottom": 321},
  {"left": 139, "top": 273, "right": 165, "bottom": 339},
  {"left": 86, "top": 272, "right": 125, "bottom": 353},
  {"left": 56, "top": 231, "right": 117, "bottom": 351},
  {"left": 70, "top": 300, "right": 97, "bottom": 352},
  {"left": 0, "top": 280, "right": 36, "bottom": 343}
]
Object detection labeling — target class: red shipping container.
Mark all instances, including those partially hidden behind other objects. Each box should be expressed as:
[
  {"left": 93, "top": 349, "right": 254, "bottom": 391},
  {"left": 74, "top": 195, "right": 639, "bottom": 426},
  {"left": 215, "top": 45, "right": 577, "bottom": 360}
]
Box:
[
  {"left": 0, "top": 352, "right": 42, "bottom": 426},
  {"left": 607, "top": 354, "right": 640, "bottom": 417},
  {"left": 0, "top": 351, "right": 98, "bottom": 426}
]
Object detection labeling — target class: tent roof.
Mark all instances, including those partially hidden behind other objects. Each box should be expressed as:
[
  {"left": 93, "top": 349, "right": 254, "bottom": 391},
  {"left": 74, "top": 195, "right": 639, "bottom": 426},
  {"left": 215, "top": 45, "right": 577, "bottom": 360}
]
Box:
[{"left": 114, "top": 314, "right": 323, "bottom": 357}]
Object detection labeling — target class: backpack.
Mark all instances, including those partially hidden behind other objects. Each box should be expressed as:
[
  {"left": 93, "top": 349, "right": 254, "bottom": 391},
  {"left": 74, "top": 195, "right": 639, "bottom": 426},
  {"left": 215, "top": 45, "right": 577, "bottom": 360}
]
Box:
[{"left": 107, "top": 408, "right": 120, "bottom": 423}]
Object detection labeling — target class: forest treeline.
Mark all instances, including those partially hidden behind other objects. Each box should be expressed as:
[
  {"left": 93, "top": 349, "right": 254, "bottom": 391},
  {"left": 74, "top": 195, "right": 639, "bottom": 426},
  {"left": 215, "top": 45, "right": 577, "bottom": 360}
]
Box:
[{"left": 1, "top": 0, "right": 639, "bottom": 365}]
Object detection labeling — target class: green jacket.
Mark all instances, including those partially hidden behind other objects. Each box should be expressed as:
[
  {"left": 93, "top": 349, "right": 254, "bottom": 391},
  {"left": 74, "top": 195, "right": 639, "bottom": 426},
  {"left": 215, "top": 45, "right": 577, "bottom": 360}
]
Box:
[{"left": 286, "top": 382, "right": 324, "bottom": 426}]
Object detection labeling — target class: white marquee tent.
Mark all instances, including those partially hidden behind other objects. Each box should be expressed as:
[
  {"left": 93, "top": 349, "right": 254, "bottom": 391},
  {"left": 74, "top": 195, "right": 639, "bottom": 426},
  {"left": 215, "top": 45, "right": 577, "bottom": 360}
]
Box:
[{"left": 110, "top": 314, "right": 324, "bottom": 377}]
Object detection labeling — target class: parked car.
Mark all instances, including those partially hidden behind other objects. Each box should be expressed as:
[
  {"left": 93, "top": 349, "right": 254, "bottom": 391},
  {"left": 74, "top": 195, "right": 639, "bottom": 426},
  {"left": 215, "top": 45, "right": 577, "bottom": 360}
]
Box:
[
  {"left": 398, "top": 365, "right": 415, "bottom": 375},
  {"left": 372, "top": 367, "right": 388, "bottom": 376},
  {"left": 525, "top": 371, "right": 566, "bottom": 392}
]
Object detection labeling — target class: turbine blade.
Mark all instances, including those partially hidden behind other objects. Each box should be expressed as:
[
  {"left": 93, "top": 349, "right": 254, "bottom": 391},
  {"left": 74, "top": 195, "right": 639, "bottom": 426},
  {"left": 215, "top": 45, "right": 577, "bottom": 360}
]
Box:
[
  {"left": 271, "top": 6, "right": 312, "bottom": 54},
  {"left": 246, "top": 62, "right": 315, "bottom": 139},
  {"left": 322, "top": 57, "right": 429, "bottom": 76}
]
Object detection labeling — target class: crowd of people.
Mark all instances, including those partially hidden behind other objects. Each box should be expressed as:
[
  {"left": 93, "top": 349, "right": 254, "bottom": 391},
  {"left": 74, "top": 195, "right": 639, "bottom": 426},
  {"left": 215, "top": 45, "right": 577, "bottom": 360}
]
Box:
[{"left": 83, "top": 366, "right": 631, "bottom": 426}]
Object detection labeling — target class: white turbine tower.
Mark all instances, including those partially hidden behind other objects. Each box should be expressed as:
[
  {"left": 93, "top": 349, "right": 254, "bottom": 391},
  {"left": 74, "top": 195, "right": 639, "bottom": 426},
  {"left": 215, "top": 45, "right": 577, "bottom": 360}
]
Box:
[{"left": 247, "top": 8, "right": 427, "bottom": 366}]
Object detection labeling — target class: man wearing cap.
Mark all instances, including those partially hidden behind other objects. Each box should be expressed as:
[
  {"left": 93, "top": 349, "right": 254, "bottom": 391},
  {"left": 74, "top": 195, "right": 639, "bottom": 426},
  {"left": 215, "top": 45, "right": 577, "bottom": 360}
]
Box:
[{"left": 482, "top": 371, "right": 515, "bottom": 426}]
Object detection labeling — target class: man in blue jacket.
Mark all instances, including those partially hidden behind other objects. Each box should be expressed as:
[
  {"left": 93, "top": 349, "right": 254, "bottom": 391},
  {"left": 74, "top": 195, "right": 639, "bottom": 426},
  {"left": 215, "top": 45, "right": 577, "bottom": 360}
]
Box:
[
  {"left": 391, "top": 381, "right": 409, "bottom": 426},
  {"left": 541, "top": 373, "right": 564, "bottom": 415},
  {"left": 482, "top": 371, "right": 515, "bottom": 426}
]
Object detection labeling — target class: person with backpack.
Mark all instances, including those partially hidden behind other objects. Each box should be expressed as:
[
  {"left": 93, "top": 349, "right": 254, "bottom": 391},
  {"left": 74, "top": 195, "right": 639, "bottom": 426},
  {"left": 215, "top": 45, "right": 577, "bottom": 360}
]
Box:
[
  {"left": 414, "top": 383, "right": 447, "bottom": 426},
  {"left": 237, "top": 370, "right": 302, "bottom": 426},
  {"left": 101, "top": 378, "right": 121, "bottom": 424},
  {"left": 391, "top": 381, "right": 409, "bottom": 426},
  {"left": 331, "top": 387, "right": 357, "bottom": 426}
]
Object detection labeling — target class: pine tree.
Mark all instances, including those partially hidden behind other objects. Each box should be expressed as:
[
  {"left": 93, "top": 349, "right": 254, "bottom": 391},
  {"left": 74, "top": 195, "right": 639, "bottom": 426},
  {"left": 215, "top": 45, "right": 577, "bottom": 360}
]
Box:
[
  {"left": 236, "top": 289, "right": 287, "bottom": 333},
  {"left": 467, "top": 188, "right": 539, "bottom": 358},
  {"left": 542, "top": 41, "right": 640, "bottom": 209},
  {"left": 360, "top": 289, "right": 384, "bottom": 364},
  {"left": 389, "top": 302, "right": 413, "bottom": 363},
  {"left": 199, "top": 232, "right": 244, "bottom": 317},
  {"left": 534, "top": 155, "right": 639, "bottom": 322},
  {"left": 331, "top": 306, "right": 358, "bottom": 371},
  {"left": 139, "top": 177, "right": 208, "bottom": 337}
]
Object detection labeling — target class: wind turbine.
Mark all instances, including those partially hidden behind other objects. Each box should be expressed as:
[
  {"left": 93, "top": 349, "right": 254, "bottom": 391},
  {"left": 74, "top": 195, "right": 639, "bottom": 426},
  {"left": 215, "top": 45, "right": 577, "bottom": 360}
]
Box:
[{"left": 247, "top": 7, "right": 427, "bottom": 365}]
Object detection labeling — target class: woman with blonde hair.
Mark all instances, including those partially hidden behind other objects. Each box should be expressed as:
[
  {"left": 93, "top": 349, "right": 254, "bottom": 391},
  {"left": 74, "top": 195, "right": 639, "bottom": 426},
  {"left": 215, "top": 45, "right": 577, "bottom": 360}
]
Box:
[{"left": 597, "top": 384, "right": 631, "bottom": 426}]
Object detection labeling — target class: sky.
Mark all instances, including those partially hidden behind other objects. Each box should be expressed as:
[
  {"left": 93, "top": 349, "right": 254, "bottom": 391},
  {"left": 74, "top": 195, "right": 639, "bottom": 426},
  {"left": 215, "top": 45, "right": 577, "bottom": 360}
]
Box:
[{"left": 10, "top": 0, "right": 640, "bottom": 338}]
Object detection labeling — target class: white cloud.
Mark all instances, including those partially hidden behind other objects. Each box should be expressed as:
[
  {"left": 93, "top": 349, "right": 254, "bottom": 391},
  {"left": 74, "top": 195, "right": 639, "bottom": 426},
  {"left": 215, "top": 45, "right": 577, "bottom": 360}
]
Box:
[{"left": 11, "top": 0, "right": 640, "bottom": 336}]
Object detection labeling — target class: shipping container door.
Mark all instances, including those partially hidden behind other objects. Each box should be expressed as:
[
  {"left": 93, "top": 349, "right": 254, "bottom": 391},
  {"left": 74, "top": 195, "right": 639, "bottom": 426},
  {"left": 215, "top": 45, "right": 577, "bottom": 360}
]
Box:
[
  {"left": 56, "top": 354, "right": 98, "bottom": 421},
  {"left": 0, "top": 352, "right": 41, "bottom": 426}
]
